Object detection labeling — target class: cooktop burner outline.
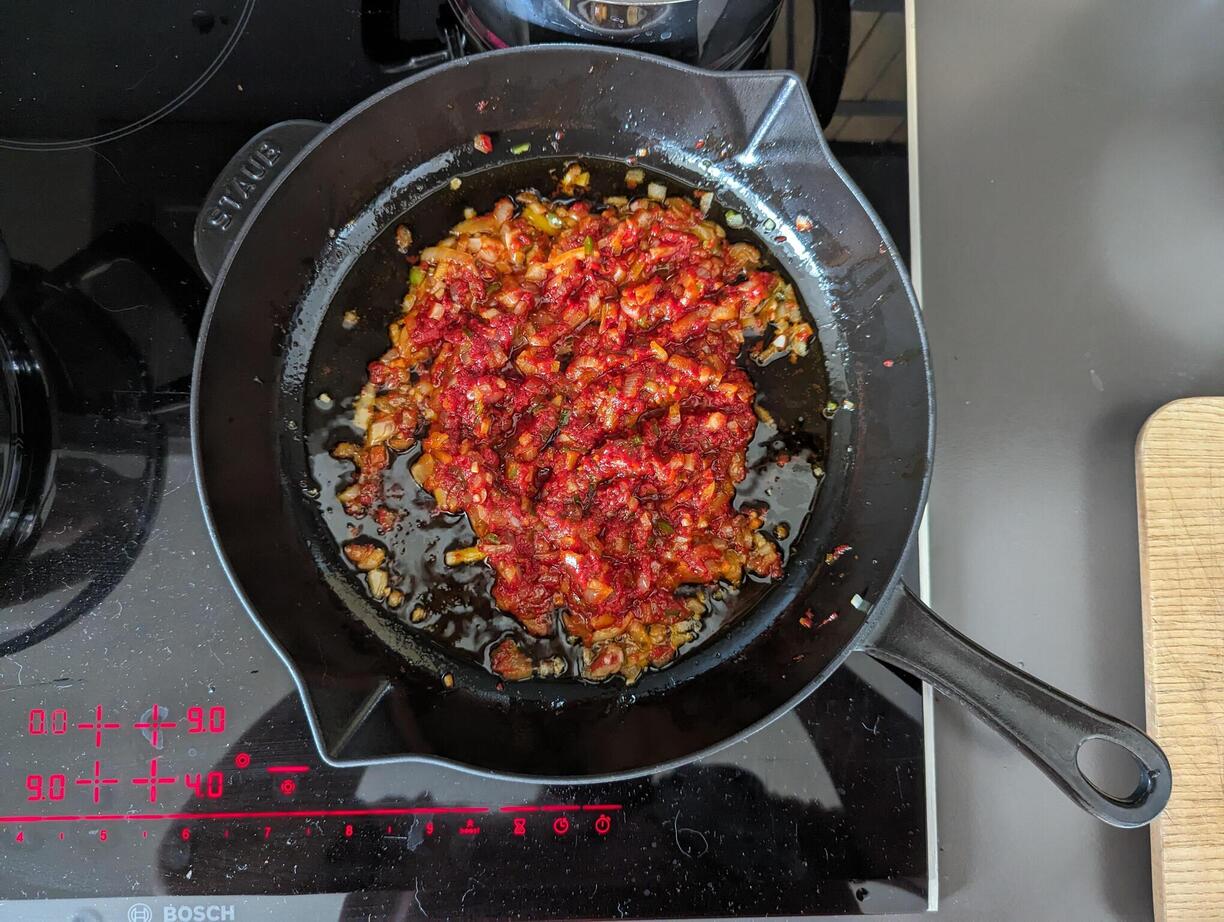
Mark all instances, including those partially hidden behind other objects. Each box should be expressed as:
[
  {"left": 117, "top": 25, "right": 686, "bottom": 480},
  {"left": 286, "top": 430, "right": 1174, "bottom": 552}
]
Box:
[{"left": 0, "top": 0, "right": 257, "bottom": 152}]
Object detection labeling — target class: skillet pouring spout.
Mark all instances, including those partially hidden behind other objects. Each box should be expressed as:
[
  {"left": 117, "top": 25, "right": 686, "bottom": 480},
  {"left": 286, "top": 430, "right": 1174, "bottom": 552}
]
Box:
[{"left": 863, "top": 584, "right": 1171, "bottom": 828}]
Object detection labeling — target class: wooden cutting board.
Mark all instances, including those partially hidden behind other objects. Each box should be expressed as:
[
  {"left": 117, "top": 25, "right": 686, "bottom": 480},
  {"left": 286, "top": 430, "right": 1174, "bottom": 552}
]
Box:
[{"left": 1136, "top": 397, "right": 1224, "bottom": 921}]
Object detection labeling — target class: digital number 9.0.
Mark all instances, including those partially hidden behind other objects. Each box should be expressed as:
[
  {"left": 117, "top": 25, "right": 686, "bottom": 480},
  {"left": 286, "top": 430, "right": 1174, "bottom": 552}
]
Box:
[
  {"left": 26, "top": 774, "right": 67, "bottom": 801},
  {"left": 186, "top": 706, "right": 226, "bottom": 734}
]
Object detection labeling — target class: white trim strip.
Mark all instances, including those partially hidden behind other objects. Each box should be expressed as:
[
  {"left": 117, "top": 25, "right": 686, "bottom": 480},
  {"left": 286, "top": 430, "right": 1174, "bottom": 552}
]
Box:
[{"left": 905, "top": 0, "right": 938, "bottom": 910}]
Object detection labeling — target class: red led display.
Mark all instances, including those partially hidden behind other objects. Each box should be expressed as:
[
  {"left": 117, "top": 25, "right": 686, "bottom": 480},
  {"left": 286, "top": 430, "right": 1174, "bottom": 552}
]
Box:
[
  {"left": 186, "top": 706, "right": 226, "bottom": 734},
  {"left": 182, "top": 772, "right": 225, "bottom": 799},
  {"left": 74, "top": 761, "right": 119, "bottom": 804},
  {"left": 130, "top": 759, "right": 178, "bottom": 804},
  {"left": 25, "top": 774, "right": 67, "bottom": 802},
  {"left": 28, "top": 708, "right": 68, "bottom": 735},
  {"left": 131, "top": 704, "right": 178, "bottom": 748},
  {"left": 76, "top": 705, "right": 122, "bottom": 748},
  {"left": 11, "top": 701, "right": 625, "bottom": 839},
  {"left": 0, "top": 806, "right": 492, "bottom": 823}
]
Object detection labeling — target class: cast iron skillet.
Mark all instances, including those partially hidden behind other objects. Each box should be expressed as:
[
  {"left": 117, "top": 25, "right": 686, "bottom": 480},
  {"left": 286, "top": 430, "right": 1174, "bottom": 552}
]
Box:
[{"left": 191, "top": 45, "right": 1170, "bottom": 827}]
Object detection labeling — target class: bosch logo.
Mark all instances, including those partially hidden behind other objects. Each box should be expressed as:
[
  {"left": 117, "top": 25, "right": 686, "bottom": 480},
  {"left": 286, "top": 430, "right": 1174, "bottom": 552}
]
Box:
[
  {"left": 127, "top": 905, "right": 153, "bottom": 922},
  {"left": 162, "top": 906, "right": 236, "bottom": 921}
]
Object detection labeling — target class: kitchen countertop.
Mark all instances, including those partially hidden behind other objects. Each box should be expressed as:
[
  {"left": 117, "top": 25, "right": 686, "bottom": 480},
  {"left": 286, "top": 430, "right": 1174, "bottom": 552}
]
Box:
[{"left": 894, "top": 1, "right": 1224, "bottom": 919}]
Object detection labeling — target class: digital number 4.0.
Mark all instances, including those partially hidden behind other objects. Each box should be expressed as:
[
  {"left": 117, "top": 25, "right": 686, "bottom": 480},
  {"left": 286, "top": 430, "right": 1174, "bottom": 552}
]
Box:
[{"left": 182, "top": 772, "right": 224, "bottom": 799}]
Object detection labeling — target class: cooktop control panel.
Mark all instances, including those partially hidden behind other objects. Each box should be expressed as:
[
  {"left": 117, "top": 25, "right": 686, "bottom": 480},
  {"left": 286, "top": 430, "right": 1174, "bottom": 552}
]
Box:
[
  {"left": 4, "top": 695, "right": 619, "bottom": 847},
  {"left": 0, "top": 660, "right": 928, "bottom": 918}
]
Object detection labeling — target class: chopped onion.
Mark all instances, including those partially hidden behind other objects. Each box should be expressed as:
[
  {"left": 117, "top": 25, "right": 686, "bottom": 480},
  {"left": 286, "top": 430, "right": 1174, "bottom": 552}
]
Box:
[
  {"left": 366, "top": 568, "right": 390, "bottom": 600},
  {"left": 492, "top": 198, "right": 514, "bottom": 225},
  {"left": 445, "top": 546, "right": 486, "bottom": 566},
  {"left": 647, "top": 182, "right": 667, "bottom": 202}
]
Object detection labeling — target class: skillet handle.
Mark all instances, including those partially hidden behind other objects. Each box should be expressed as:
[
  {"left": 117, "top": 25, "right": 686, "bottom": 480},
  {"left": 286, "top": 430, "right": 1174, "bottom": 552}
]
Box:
[
  {"left": 863, "top": 584, "right": 1171, "bottom": 828},
  {"left": 192, "top": 119, "right": 327, "bottom": 284}
]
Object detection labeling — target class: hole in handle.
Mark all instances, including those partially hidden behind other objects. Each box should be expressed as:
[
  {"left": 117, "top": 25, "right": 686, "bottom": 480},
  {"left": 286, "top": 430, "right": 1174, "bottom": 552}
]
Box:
[{"left": 1075, "top": 736, "right": 1151, "bottom": 803}]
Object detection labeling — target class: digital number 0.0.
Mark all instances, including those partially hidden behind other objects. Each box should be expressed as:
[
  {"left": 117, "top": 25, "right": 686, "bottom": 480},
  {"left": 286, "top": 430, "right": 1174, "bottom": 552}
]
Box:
[{"left": 27, "top": 709, "right": 68, "bottom": 735}]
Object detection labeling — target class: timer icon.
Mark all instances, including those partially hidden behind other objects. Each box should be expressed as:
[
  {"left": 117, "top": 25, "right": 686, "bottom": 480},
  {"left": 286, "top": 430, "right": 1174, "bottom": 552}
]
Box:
[
  {"left": 552, "top": 816, "right": 570, "bottom": 836},
  {"left": 594, "top": 814, "right": 612, "bottom": 835}
]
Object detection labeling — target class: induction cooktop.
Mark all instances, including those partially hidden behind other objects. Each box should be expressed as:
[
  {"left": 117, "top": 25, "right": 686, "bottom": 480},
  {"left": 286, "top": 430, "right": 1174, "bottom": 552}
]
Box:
[{"left": 0, "top": 2, "right": 932, "bottom": 919}]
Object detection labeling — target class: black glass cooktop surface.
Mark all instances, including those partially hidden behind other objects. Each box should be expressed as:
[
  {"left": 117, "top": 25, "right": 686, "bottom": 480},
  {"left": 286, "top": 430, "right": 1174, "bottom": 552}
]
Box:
[{"left": 0, "top": 2, "right": 930, "bottom": 919}]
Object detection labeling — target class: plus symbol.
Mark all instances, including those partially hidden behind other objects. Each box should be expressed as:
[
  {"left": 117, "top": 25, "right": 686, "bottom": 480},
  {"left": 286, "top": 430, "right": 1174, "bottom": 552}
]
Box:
[
  {"left": 76, "top": 705, "right": 122, "bottom": 748},
  {"left": 131, "top": 758, "right": 178, "bottom": 804},
  {"left": 132, "top": 704, "right": 178, "bottom": 749},
  {"left": 74, "top": 760, "right": 119, "bottom": 804}
]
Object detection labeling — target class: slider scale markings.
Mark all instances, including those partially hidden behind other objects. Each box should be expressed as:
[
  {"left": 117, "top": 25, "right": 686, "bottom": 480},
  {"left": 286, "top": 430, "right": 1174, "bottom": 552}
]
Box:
[
  {"left": 0, "top": 804, "right": 623, "bottom": 823},
  {"left": 501, "top": 804, "right": 623, "bottom": 813},
  {"left": 0, "top": 806, "right": 491, "bottom": 823}
]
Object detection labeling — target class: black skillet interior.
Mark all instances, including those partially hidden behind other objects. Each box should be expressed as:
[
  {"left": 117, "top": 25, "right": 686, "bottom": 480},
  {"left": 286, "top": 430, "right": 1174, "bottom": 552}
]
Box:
[{"left": 192, "top": 47, "right": 931, "bottom": 779}]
